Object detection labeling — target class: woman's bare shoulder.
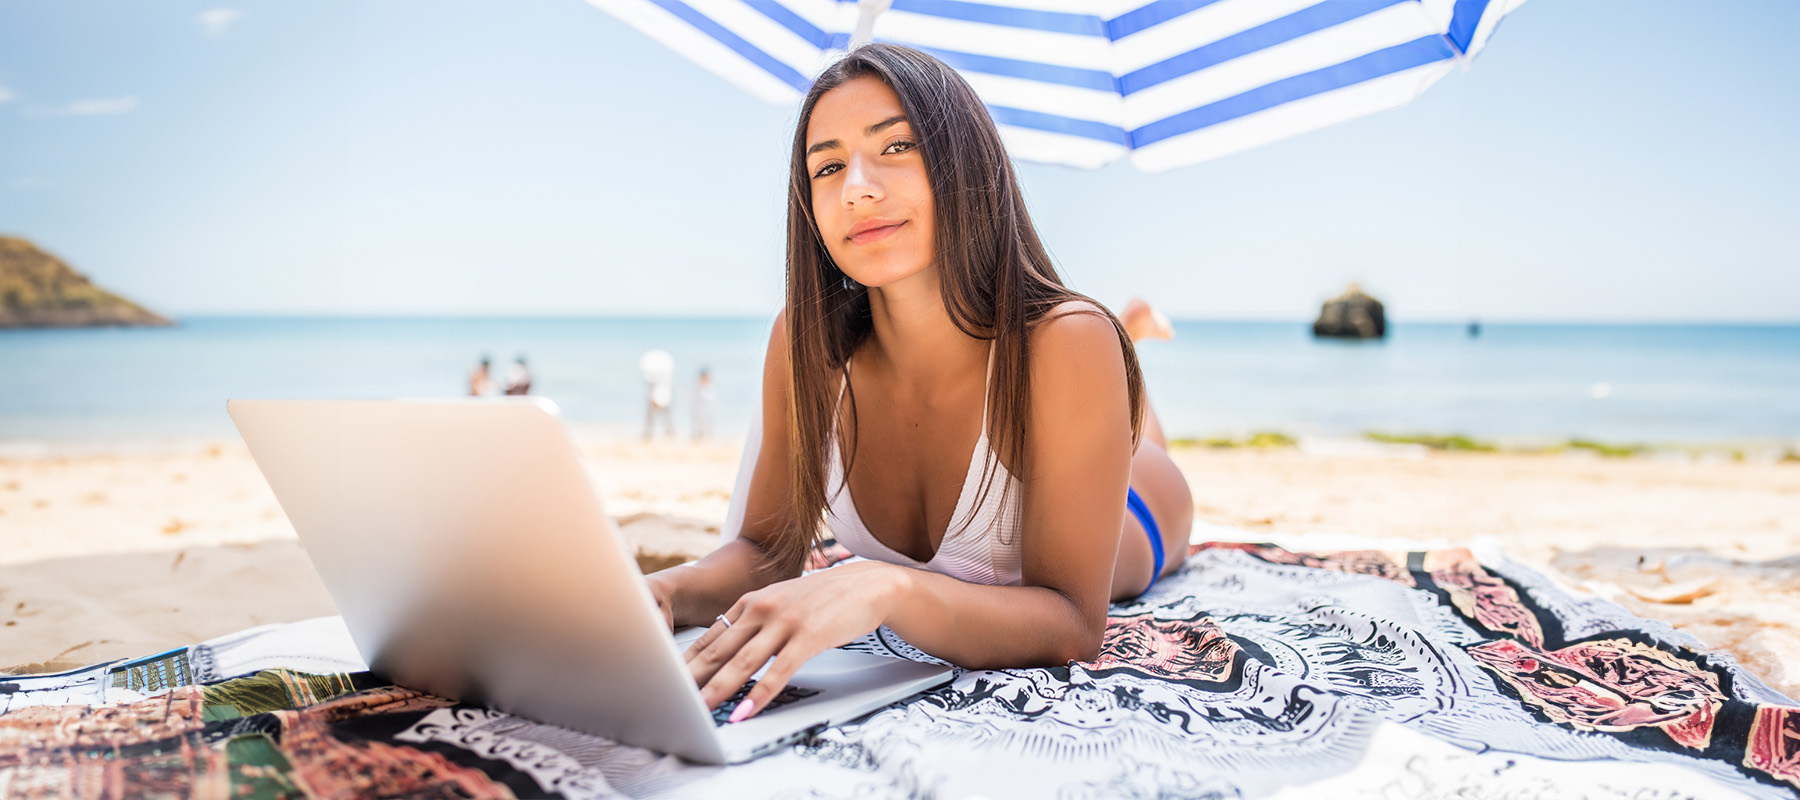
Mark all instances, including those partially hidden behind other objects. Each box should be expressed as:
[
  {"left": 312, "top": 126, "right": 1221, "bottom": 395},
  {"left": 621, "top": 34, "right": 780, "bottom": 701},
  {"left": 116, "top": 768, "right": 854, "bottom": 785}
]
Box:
[
  {"left": 1025, "top": 299, "right": 1128, "bottom": 424},
  {"left": 1029, "top": 300, "right": 1125, "bottom": 360},
  {"left": 1018, "top": 300, "right": 1131, "bottom": 479}
]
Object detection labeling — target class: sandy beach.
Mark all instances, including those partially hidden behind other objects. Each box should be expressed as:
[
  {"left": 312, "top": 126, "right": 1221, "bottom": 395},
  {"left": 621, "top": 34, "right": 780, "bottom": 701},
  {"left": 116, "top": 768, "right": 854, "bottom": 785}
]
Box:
[{"left": 3, "top": 439, "right": 1797, "bottom": 697}]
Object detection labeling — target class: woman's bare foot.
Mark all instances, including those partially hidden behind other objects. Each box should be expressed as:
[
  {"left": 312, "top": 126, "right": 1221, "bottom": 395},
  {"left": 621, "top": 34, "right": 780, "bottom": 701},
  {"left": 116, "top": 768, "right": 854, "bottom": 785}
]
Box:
[{"left": 1121, "top": 298, "right": 1175, "bottom": 343}]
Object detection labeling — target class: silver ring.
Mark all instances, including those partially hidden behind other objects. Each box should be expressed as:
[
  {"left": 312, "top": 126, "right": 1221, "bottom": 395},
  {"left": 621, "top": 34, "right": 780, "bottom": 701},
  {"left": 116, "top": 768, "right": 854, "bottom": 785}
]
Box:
[{"left": 716, "top": 614, "right": 733, "bottom": 629}]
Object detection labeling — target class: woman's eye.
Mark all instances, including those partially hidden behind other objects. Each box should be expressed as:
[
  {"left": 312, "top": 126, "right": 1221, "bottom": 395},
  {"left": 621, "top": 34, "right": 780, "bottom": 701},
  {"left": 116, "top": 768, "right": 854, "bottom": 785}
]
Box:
[{"left": 809, "top": 142, "right": 911, "bottom": 179}]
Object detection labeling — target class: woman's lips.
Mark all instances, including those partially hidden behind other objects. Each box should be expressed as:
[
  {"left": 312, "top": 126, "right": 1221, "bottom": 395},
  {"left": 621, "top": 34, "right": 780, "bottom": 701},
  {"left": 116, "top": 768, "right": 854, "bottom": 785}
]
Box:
[{"left": 848, "top": 221, "right": 905, "bottom": 245}]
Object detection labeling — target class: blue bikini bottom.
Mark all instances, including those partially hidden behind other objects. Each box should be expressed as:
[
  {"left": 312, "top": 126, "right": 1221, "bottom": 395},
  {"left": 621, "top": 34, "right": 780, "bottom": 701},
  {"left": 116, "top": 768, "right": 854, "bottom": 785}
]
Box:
[{"left": 1125, "top": 487, "right": 1165, "bottom": 596}]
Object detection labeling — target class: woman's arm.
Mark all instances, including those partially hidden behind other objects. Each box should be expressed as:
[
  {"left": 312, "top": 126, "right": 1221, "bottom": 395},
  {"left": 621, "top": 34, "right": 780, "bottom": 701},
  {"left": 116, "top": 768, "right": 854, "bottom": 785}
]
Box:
[
  {"left": 684, "top": 305, "right": 1133, "bottom": 716},
  {"left": 645, "top": 312, "right": 804, "bottom": 627}
]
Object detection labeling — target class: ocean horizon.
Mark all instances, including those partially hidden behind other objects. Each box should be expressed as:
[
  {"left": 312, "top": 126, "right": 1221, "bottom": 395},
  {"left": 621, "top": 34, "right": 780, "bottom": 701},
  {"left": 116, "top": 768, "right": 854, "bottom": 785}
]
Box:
[{"left": 4, "top": 316, "right": 1797, "bottom": 449}]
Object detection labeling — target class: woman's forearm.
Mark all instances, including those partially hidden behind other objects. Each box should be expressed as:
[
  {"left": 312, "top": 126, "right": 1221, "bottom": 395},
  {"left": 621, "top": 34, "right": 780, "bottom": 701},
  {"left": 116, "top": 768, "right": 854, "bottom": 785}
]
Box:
[
  {"left": 880, "top": 565, "right": 1106, "bottom": 669},
  {"left": 654, "top": 538, "right": 792, "bottom": 628}
]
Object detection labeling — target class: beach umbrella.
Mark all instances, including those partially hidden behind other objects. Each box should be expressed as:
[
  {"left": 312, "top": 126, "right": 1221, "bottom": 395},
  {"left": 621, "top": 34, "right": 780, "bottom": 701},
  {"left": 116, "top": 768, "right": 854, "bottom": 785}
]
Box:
[{"left": 583, "top": 0, "right": 1527, "bottom": 171}]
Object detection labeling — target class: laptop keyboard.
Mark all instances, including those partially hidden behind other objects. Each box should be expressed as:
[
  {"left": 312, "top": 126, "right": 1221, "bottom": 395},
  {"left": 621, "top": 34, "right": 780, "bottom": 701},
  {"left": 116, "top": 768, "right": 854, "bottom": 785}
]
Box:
[{"left": 711, "top": 681, "right": 821, "bottom": 726}]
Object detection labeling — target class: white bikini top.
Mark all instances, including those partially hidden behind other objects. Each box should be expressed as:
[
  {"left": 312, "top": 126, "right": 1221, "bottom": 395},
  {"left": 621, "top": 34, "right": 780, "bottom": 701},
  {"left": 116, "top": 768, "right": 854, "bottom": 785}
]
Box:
[{"left": 824, "top": 342, "right": 1025, "bottom": 586}]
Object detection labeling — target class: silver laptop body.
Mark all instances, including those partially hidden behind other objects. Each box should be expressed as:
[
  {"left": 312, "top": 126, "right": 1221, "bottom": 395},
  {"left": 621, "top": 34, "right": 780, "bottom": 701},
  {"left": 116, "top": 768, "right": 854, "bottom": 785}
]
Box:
[{"left": 228, "top": 397, "right": 952, "bottom": 764}]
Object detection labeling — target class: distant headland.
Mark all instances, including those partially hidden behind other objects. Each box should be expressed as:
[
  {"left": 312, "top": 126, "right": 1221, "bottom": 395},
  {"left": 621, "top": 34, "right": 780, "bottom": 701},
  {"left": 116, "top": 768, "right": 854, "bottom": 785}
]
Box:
[{"left": 0, "top": 236, "right": 173, "bottom": 328}]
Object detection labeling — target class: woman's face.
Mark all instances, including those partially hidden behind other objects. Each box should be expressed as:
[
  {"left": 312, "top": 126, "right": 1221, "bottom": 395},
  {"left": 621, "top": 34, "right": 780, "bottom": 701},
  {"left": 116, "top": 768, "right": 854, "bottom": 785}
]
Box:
[{"left": 805, "top": 76, "right": 935, "bottom": 290}]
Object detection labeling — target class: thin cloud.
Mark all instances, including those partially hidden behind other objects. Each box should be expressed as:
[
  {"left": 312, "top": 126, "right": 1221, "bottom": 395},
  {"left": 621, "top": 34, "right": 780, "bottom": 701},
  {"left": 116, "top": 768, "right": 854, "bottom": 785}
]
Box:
[
  {"left": 24, "top": 96, "right": 140, "bottom": 117},
  {"left": 196, "top": 8, "right": 244, "bottom": 36},
  {"left": 11, "top": 177, "right": 49, "bottom": 190},
  {"left": 0, "top": 84, "right": 13, "bottom": 103}
]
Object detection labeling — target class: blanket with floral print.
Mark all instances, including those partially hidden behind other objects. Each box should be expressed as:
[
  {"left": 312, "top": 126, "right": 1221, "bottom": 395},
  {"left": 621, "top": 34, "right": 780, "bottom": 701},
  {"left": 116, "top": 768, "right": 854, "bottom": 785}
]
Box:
[{"left": 3, "top": 540, "right": 1796, "bottom": 799}]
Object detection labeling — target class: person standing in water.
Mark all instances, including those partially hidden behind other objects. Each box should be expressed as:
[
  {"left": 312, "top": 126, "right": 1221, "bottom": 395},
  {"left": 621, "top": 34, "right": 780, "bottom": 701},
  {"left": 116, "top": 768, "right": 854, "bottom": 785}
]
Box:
[
  {"left": 692, "top": 367, "right": 719, "bottom": 441},
  {"left": 504, "top": 354, "right": 533, "bottom": 396},
  {"left": 640, "top": 349, "right": 676, "bottom": 440},
  {"left": 468, "top": 355, "right": 494, "bottom": 397}
]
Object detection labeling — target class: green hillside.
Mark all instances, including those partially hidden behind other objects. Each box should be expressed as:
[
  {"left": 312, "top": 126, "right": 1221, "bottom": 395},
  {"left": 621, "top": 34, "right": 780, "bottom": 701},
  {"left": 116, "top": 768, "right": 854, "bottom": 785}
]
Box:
[{"left": 0, "top": 237, "right": 172, "bottom": 328}]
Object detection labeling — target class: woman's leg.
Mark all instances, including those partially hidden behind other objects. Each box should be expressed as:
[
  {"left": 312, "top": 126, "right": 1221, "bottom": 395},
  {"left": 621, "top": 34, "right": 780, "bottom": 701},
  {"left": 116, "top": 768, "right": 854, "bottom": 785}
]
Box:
[
  {"left": 1121, "top": 297, "right": 1172, "bottom": 449},
  {"left": 1110, "top": 299, "right": 1194, "bottom": 602}
]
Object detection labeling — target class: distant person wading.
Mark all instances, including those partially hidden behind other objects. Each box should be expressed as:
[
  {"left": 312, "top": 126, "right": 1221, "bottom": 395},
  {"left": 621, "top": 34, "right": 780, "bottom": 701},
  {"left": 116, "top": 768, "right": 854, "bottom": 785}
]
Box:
[
  {"left": 693, "top": 367, "right": 719, "bottom": 441},
  {"left": 641, "top": 349, "right": 676, "bottom": 440},
  {"left": 468, "top": 355, "right": 494, "bottom": 396},
  {"left": 504, "top": 355, "right": 533, "bottom": 396}
]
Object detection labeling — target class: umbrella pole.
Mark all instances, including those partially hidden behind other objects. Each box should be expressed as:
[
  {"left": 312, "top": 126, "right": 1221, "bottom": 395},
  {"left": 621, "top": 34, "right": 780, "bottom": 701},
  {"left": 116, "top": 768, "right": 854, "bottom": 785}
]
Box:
[{"left": 850, "top": 0, "right": 891, "bottom": 48}]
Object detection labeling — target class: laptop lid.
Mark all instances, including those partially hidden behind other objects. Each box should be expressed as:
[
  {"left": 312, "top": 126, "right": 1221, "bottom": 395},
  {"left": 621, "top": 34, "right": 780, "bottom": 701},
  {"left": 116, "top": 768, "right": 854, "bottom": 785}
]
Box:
[
  {"left": 228, "top": 397, "right": 953, "bottom": 765},
  {"left": 229, "top": 397, "right": 730, "bottom": 762}
]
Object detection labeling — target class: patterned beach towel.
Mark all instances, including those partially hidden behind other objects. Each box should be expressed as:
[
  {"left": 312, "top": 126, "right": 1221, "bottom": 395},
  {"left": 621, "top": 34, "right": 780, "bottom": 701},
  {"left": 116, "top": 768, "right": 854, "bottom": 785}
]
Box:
[{"left": 3, "top": 537, "right": 1797, "bottom": 799}]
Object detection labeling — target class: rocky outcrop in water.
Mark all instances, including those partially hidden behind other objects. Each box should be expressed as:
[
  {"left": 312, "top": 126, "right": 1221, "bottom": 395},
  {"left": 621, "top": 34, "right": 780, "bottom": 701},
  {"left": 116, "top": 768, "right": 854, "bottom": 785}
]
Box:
[
  {"left": 1312, "top": 282, "right": 1385, "bottom": 339},
  {"left": 0, "top": 236, "right": 172, "bottom": 328}
]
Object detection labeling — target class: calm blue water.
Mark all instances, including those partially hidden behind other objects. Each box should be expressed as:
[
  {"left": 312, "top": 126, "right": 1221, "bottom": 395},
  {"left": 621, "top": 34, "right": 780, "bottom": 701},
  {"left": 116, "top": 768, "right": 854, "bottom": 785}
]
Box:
[{"left": 3, "top": 318, "right": 1796, "bottom": 445}]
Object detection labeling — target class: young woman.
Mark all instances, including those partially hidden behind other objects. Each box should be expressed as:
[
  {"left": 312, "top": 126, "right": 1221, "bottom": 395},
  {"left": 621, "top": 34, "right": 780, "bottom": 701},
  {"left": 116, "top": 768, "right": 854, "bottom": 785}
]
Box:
[{"left": 644, "top": 44, "right": 1194, "bottom": 724}]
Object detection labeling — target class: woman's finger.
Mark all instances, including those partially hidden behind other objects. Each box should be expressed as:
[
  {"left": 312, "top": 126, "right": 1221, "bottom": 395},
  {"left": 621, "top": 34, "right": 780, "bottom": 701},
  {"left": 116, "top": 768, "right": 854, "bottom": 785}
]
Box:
[
  {"left": 697, "top": 626, "right": 789, "bottom": 711},
  {"left": 684, "top": 596, "right": 749, "bottom": 661},
  {"left": 726, "top": 644, "right": 812, "bottom": 724},
  {"left": 682, "top": 611, "right": 734, "bottom": 660},
  {"left": 686, "top": 608, "right": 763, "bottom": 689}
]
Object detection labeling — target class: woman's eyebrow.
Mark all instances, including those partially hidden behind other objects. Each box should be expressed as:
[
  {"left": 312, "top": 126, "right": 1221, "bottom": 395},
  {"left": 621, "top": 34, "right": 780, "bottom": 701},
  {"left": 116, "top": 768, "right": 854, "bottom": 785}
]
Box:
[
  {"left": 865, "top": 114, "right": 907, "bottom": 135},
  {"left": 806, "top": 115, "right": 910, "bottom": 157}
]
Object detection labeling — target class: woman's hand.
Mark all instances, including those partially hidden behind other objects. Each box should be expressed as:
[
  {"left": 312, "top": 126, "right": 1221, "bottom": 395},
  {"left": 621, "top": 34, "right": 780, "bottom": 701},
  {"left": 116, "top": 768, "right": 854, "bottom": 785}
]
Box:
[
  {"left": 683, "top": 560, "right": 909, "bottom": 723},
  {"left": 645, "top": 571, "right": 677, "bottom": 630}
]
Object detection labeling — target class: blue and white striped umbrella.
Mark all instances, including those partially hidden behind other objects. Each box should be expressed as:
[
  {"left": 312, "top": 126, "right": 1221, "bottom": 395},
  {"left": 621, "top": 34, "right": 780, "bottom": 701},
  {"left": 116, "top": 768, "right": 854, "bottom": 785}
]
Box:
[{"left": 586, "top": 0, "right": 1526, "bottom": 171}]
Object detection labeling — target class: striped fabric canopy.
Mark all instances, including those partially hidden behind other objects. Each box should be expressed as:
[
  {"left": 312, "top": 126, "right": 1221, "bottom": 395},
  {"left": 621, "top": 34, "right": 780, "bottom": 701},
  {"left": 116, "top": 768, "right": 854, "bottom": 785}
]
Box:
[{"left": 586, "top": 0, "right": 1527, "bottom": 171}]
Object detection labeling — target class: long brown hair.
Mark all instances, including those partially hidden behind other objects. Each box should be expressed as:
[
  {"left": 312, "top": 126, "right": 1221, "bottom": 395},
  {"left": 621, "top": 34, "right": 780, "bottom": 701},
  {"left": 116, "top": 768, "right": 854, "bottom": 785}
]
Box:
[{"left": 774, "top": 43, "right": 1145, "bottom": 573}]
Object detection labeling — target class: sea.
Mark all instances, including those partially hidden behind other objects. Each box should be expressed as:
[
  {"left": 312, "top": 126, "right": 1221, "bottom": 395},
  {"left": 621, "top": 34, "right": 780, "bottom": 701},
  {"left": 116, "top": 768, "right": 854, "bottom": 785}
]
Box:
[{"left": 3, "top": 317, "right": 1797, "bottom": 450}]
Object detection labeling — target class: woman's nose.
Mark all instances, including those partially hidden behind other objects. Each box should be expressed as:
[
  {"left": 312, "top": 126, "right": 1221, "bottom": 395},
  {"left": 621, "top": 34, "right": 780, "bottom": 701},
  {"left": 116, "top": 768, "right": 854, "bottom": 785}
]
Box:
[{"left": 841, "top": 154, "right": 883, "bottom": 206}]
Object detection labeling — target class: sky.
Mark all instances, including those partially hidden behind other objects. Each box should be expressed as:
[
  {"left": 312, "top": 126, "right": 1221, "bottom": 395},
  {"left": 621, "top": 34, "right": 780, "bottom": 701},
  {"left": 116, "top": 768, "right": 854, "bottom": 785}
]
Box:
[{"left": 1, "top": 0, "right": 1796, "bottom": 322}]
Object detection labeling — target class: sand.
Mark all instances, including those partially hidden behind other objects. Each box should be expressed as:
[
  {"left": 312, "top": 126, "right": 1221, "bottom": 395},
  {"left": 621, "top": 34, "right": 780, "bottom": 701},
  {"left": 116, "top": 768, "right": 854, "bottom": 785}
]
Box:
[
  {"left": 1172, "top": 447, "right": 1800, "bottom": 695},
  {"left": 3, "top": 439, "right": 1797, "bottom": 696}
]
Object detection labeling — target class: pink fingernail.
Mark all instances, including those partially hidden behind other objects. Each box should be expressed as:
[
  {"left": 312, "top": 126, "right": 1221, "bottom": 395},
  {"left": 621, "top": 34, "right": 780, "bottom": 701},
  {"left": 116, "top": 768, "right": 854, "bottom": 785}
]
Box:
[{"left": 727, "top": 696, "right": 757, "bottom": 724}]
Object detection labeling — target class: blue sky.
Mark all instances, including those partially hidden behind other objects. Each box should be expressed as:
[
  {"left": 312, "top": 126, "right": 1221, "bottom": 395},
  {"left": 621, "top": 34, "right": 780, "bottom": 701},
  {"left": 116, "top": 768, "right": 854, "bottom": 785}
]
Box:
[{"left": 1, "top": 0, "right": 1796, "bottom": 321}]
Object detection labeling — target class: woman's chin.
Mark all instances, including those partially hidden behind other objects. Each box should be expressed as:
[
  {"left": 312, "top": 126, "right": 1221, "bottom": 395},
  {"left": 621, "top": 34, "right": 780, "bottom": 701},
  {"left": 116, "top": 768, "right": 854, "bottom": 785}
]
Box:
[{"left": 841, "top": 260, "right": 932, "bottom": 291}]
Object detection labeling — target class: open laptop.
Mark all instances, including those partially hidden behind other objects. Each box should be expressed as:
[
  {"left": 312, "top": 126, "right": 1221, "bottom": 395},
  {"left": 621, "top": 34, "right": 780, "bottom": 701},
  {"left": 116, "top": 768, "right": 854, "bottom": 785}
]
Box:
[{"left": 227, "top": 397, "right": 953, "bottom": 764}]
